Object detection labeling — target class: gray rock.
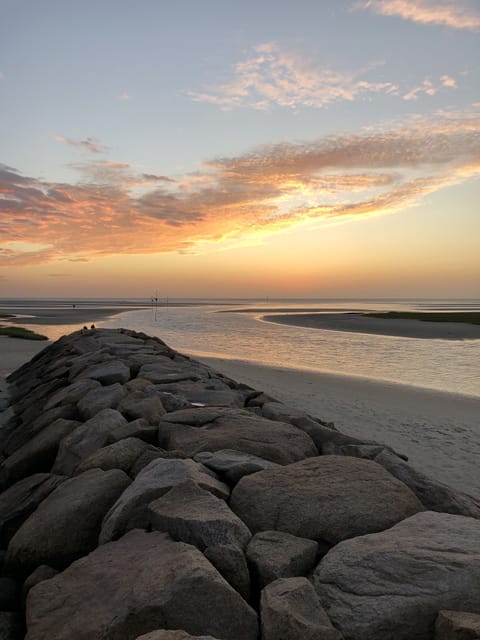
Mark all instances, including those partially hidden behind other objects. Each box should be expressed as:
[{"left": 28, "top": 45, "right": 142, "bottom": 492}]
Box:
[
  {"left": 25, "top": 530, "right": 258, "bottom": 640},
  {"left": 155, "top": 392, "right": 192, "bottom": 413},
  {"left": 0, "top": 474, "right": 66, "bottom": 546},
  {"left": 313, "top": 511, "right": 480, "bottom": 640},
  {"left": 100, "top": 458, "right": 229, "bottom": 543},
  {"left": 230, "top": 456, "right": 424, "bottom": 545},
  {"left": 435, "top": 610, "right": 480, "bottom": 639},
  {"left": 289, "top": 414, "right": 377, "bottom": 450},
  {"left": 246, "top": 531, "right": 318, "bottom": 588},
  {"left": 159, "top": 407, "right": 229, "bottom": 426},
  {"left": 6, "top": 469, "right": 130, "bottom": 573},
  {"left": 135, "top": 632, "right": 219, "bottom": 640},
  {"left": 43, "top": 378, "right": 102, "bottom": 411},
  {"left": 107, "top": 418, "right": 159, "bottom": 445},
  {"left": 204, "top": 544, "right": 251, "bottom": 601},
  {"left": 22, "top": 565, "right": 58, "bottom": 603},
  {"left": 149, "top": 480, "right": 251, "bottom": 551},
  {"left": 0, "top": 419, "right": 78, "bottom": 487},
  {"left": 52, "top": 408, "right": 128, "bottom": 475},
  {"left": 161, "top": 411, "right": 318, "bottom": 465},
  {"left": 154, "top": 381, "right": 244, "bottom": 408},
  {"left": 117, "top": 391, "right": 166, "bottom": 423},
  {"left": 130, "top": 448, "right": 187, "bottom": 476},
  {"left": 2, "top": 404, "right": 78, "bottom": 457},
  {"left": 77, "top": 382, "right": 127, "bottom": 420},
  {"left": 261, "top": 577, "right": 341, "bottom": 640},
  {"left": 194, "top": 450, "right": 280, "bottom": 484},
  {"left": 375, "top": 449, "right": 480, "bottom": 518},
  {"left": 74, "top": 437, "right": 150, "bottom": 475},
  {"left": 77, "top": 359, "right": 131, "bottom": 385},
  {"left": 138, "top": 361, "right": 202, "bottom": 384}
]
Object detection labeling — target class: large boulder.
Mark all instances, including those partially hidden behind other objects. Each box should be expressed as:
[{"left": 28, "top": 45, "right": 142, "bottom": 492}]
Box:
[
  {"left": 435, "top": 610, "right": 480, "bottom": 639},
  {"left": 117, "top": 391, "right": 166, "bottom": 423},
  {"left": 204, "top": 544, "right": 251, "bottom": 601},
  {"left": 44, "top": 378, "right": 101, "bottom": 411},
  {"left": 312, "top": 511, "right": 480, "bottom": 640},
  {"left": 100, "top": 458, "right": 229, "bottom": 543},
  {"left": 6, "top": 469, "right": 130, "bottom": 574},
  {"left": 246, "top": 531, "right": 318, "bottom": 588},
  {"left": 77, "top": 383, "right": 127, "bottom": 420},
  {"left": 149, "top": 480, "right": 251, "bottom": 551},
  {"left": 231, "top": 456, "right": 423, "bottom": 545},
  {"left": 261, "top": 577, "right": 341, "bottom": 640},
  {"left": 0, "top": 474, "right": 66, "bottom": 546},
  {"left": 160, "top": 410, "right": 317, "bottom": 465},
  {"left": 25, "top": 530, "right": 258, "bottom": 640},
  {"left": 0, "top": 419, "right": 79, "bottom": 487},
  {"left": 52, "top": 408, "right": 128, "bottom": 475},
  {"left": 194, "top": 450, "right": 280, "bottom": 485},
  {"left": 74, "top": 437, "right": 150, "bottom": 475},
  {"left": 76, "top": 360, "right": 131, "bottom": 385},
  {"left": 374, "top": 450, "right": 480, "bottom": 519}
]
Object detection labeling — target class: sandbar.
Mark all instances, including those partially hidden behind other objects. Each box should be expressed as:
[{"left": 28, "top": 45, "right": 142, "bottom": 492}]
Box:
[{"left": 263, "top": 312, "right": 480, "bottom": 340}]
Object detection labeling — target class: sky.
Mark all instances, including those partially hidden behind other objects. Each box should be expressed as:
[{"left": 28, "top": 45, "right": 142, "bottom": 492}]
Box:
[{"left": 0, "top": 0, "right": 479, "bottom": 298}]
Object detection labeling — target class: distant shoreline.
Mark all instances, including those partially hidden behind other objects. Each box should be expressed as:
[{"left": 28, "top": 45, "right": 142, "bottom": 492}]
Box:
[{"left": 262, "top": 312, "right": 480, "bottom": 340}]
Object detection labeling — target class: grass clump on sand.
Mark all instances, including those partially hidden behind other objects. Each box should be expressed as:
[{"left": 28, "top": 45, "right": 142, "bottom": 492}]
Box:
[
  {"left": 0, "top": 326, "right": 49, "bottom": 340},
  {"left": 364, "top": 311, "right": 480, "bottom": 326}
]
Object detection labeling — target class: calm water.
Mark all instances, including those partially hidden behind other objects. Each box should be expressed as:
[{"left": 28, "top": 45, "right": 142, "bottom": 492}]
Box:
[{"left": 2, "top": 298, "right": 479, "bottom": 397}]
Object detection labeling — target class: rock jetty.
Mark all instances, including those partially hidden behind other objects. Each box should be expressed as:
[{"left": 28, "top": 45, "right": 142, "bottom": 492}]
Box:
[{"left": 0, "top": 328, "right": 479, "bottom": 640}]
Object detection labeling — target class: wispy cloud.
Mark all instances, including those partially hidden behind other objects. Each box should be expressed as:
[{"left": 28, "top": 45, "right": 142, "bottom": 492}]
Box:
[
  {"left": 1, "top": 109, "right": 479, "bottom": 266},
  {"left": 402, "top": 74, "right": 458, "bottom": 100},
  {"left": 55, "top": 136, "right": 110, "bottom": 154},
  {"left": 188, "top": 43, "right": 458, "bottom": 111},
  {"left": 118, "top": 93, "right": 131, "bottom": 101},
  {"left": 48, "top": 273, "right": 72, "bottom": 277},
  {"left": 0, "top": 72, "right": 4, "bottom": 80},
  {"left": 188, "top": 42, "right": 400, "bottom": 111},
  {"left": 354, "top": 0, "right": 480, "bottom": 30}
]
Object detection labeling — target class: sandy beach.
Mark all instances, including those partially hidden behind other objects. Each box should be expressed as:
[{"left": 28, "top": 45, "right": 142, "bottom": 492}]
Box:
[
  {"left": 1, "top": 331, "right": 479, "bottom": 498},
  {"left": 262, "top": 312, "right": 480, "bottom": 340},
  {"left": 199, "top": 356, "right": 480, "bottom": 497}
]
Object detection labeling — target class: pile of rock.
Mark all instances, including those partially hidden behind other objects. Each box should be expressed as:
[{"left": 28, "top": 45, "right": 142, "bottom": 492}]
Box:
[{"left": 0, "top": 328, "right": 479, "bottom": 640}]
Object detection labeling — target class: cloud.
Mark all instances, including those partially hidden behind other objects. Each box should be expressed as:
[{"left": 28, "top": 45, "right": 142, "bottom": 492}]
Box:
[
  {"left": 354, "top": 0, "right": 480, "bottom": 30},
  {"left": 1, "top": 108, "right": 479, "bottom": 266},
  {"left": 48, "top": 273, "right": 72, "bottom": 277},
  {"left": 402, "top": 75, "right": 458, "bottom": 100},
  {"left": 188, "top": 42, "right": 400, "bottom": 111},
  {"left": 55, "top": 136, "right": 110, "bottom": 154},
  {"left": 0, "top": 72, "right": 4, "bottom": 80},
  {"left": 118, "top": 93, "right": 131, "bottom": 101}
]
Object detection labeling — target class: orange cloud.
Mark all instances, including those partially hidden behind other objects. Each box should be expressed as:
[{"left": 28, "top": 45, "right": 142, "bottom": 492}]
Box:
[
  {"left": 1, "top": 109, "right": 479, "bottom": 266},
  {"left": 355, "top": 0, "right": 480, "bottom": 30}
]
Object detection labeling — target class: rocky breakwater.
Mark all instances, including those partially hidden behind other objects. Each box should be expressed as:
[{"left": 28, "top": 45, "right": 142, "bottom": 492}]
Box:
[{"left": 0, "top": 328, "right": 480, "bottom": 640}]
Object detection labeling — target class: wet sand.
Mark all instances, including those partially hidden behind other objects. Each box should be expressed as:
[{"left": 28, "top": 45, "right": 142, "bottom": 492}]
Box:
[
  {"left": 263, "top": 312, "right": 480, "bottom": 340},
  {"left": 0, "top": 306, "right": 135, "bottom": 326}
]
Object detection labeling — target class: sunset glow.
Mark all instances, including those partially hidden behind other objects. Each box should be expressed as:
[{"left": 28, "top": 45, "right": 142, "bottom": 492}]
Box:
[{"left": 1, "top": 1, "right": 479, "bottom": 297}]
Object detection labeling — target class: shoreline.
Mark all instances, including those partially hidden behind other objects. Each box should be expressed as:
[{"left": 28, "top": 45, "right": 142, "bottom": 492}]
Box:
[
  {"left": 262, "top": 312, "right": 480, "bottom": 340},
  {"left": 198, "top": 355, "right": 480, "bottom": 496},
  {"left": 0, "top": 306, "right": 139, "bottom": 326}
]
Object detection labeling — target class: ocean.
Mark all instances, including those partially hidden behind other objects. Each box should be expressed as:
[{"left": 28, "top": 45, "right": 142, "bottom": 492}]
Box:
[{"left": 2, "top": 298, "right": 479, "bottom": 398}]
